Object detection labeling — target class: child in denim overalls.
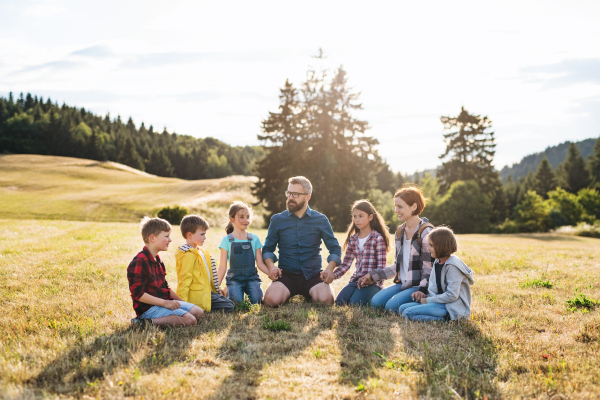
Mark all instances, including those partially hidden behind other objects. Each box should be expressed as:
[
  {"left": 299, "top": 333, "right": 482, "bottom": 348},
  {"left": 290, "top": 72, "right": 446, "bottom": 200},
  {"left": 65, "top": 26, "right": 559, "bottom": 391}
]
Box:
[{"left": 218, "top": 201, "right": 270, "bottom": 304}]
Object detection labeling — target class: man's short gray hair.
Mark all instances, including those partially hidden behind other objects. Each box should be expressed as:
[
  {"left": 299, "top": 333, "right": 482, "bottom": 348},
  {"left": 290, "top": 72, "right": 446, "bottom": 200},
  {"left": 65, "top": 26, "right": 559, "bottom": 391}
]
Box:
[{"left": 288, "top": 176, "right": 313, "bottom": 195}]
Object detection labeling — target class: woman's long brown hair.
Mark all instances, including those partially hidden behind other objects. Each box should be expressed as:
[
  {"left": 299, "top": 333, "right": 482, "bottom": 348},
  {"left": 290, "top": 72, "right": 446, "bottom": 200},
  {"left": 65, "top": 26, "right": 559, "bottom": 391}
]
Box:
[{"left": 343, "top": 199, "right": 391, "bottom": 252}]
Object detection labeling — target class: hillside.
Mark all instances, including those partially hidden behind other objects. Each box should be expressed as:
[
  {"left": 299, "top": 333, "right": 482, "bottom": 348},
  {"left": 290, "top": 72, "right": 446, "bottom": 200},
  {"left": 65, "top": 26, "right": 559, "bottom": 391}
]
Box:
[
  {"left": 0, "top": 154, "right": 263, "bottom": 226},
  {"left": 499, "top": 138, "right": 597, "bottom": 182}
]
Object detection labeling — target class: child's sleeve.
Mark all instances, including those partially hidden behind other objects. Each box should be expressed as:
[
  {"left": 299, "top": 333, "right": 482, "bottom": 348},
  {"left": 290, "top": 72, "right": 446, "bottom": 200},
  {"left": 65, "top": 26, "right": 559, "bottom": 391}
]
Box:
[
  {"left": 176, "top": 252, "right": 196, "bottom": 302},
  {"left": 334, "top": 241, "right": 355, "bottom": 279},
  {"left": 376, "top": 235, "right": 387, "bottom": 269},
  {"left": 252, "top": 235, "right": 263, "bottom": 254},
  {"left": 218, "top": 236, "right": 230, "bottom": 253},
  {"left": 427, "top": 265, "right": 463, "bottom": 304},
  {"left": 127, "top": 257, "right": 147, "bottom": 302}
]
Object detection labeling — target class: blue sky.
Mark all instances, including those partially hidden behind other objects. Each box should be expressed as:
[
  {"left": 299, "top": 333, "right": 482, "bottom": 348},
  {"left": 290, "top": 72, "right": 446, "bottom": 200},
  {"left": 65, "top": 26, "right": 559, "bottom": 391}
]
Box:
[{"left": 1, "top": 0, "right": 599, "bottom": 173}]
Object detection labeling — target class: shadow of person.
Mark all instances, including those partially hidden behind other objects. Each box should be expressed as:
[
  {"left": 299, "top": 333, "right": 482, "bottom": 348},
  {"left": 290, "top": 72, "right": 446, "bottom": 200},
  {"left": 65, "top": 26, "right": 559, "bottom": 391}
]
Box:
[
  {"left": 207, "top": 299, "right": 329, "bottom": 400},
  {"left": 28, "top": 312, "right": 231, "bottom": 396},
  {"left": 400, "top": 318, "right": 500, "bottom": 399}
]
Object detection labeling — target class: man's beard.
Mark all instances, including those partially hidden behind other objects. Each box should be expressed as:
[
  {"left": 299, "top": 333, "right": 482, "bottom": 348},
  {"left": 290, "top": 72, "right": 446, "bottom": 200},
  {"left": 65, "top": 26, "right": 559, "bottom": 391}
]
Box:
[{"left": 286, "top": 198, "right": 306, "bottom": 213}]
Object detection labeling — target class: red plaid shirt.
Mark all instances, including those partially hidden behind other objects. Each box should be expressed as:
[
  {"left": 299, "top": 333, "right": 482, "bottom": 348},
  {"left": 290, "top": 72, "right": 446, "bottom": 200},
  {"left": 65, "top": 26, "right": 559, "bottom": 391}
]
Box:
[
  {"left": 333, "top": 230, "right": 388, "bottom": 288},
  {"left": 127, "top": 247, "right": 173, "bottom": 317}
]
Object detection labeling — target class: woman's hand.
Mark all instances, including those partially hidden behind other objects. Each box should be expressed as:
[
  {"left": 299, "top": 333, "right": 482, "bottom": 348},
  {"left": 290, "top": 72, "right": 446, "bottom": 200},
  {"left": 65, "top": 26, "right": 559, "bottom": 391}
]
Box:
[
  {"left": 357, "top": 274, "right": 374, "bottom": 288},
  {"left": 411, "top": 291, "right": 426, "bottom": 302},
  {"left": 420, "top": 297, "right": 427, "bottom": 305}
]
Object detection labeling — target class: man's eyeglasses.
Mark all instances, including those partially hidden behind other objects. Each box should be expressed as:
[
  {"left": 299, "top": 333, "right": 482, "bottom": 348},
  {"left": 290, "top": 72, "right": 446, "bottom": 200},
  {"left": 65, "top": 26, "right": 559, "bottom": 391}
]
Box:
[{"left": 285, "top": 191, "right": 309, "bottom": 198}]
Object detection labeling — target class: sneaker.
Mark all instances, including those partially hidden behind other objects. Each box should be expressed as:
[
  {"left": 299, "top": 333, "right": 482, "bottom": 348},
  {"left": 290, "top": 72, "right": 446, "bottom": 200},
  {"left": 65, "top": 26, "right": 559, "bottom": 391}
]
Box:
[{"left": 131, "top": 318, "right": 152, "bottom": 329}]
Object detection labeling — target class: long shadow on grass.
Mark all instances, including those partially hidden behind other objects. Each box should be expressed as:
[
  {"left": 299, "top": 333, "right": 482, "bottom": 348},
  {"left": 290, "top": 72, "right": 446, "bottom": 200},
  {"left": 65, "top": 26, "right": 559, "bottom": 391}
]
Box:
[
  {"left": 207, "top": 300, "right": 330, "bottom": 400},
  {"left": 28, "top": 312, "right": 231, "bottom": 396},
  {"left": 401, "top": 319, "right": 500, "bottom": 399}
]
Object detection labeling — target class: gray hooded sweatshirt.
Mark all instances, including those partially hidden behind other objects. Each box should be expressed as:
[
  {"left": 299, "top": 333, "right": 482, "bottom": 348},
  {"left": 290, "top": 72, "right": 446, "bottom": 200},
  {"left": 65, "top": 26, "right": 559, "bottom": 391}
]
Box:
[{"left": 426, "top": 255, "right": 474, "bottom": 320}]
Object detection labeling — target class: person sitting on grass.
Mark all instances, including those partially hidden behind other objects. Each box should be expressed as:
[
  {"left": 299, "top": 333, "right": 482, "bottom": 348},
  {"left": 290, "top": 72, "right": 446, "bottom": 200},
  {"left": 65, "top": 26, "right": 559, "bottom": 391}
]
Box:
[
  {"left": 128, "top": 217, "right": 204, "bottom": 327},
  {"left": 323, "top": 200, "right": 391, "bottom": 306},
  {"left": 397, "top": 226, "right": 474, "bottom": 321},
  {"left": 358, "top": 186, "right": 434, "bottom": 313},
  {"left": 262, "top": 176, "right": 342, "bottom": 307},
  {"left": 218, "top": 201, "right": 271, "bottom": 305},
  {"left": 176, "top": 215, "right": 234, "bottom": 313}
]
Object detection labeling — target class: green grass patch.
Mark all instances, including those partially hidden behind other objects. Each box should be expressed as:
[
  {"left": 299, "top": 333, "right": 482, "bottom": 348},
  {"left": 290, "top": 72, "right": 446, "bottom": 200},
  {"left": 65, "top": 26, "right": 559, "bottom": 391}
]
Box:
[
  {"left": 567, "top": 292, "right": 600, "bottom": 312},
  {"left": 520, "top": 275, "right": 554, "bottom": 289},
  {"left": 262, "top": 316, "right": 291, "bottom": 332}
]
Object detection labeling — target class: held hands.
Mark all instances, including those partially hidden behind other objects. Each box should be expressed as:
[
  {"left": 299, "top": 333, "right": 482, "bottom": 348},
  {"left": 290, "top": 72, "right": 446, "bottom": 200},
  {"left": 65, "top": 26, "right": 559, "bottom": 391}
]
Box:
[
  {"left": 163, "top": 300, "right": 181, "bottom": 310},
  {"left": 420, "top": 297, "right": 427, "bottom": 304},
  {"left": 357, "top": 273, "right": 374, "bottom": 288},
  {"left": 268, "top": 267, "right": 282, "bottom": 281},
  {"left": 320, "top": 268, "right": 335, "bottom": 284},
  {"left": 411, "top": 291, "right": 427, "bottom": 302},
  {"left": 220, "top": 286, "right": 228, "bottom": 297}
]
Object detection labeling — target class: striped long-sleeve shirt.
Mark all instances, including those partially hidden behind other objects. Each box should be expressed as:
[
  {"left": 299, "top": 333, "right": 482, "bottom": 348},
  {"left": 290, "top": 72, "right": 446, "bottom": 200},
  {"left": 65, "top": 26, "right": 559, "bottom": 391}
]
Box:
[{"left": 333, "top": 230, "right": 388, "bottom": 288}]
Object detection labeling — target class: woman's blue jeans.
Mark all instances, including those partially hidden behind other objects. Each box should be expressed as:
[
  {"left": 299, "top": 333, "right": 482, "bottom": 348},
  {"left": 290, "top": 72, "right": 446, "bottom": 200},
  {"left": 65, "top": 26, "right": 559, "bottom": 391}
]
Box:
[
  {"left": 370, "top": 284, "right": 418, "bottom": 314},
  {"left": 335, "top": 282, "right": 381, "bottom": 306},
  {"left": 398, "top": 302, "right": 448, "bottom": 322}
]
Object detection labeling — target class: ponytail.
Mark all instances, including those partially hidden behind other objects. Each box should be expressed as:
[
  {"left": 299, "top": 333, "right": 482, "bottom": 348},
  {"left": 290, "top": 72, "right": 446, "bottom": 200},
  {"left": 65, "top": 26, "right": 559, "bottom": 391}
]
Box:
[{"left": 225, "top": 201, "right": 254, "bottom": 234}]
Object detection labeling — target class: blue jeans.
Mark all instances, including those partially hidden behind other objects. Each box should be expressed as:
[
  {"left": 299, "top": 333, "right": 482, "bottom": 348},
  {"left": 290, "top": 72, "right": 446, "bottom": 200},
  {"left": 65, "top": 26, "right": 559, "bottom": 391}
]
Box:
[
  {"left": 227, "top": 280, "right": 263, "bottom": 304},
  {"left": 370, "top": 284, "right": 419, "bottom": 314},
  {"left": 398, "top": 302, "right": 448, "bottom": 322},
  {"left": 335, "top": 282, "right": 381, "bottom": 306}
]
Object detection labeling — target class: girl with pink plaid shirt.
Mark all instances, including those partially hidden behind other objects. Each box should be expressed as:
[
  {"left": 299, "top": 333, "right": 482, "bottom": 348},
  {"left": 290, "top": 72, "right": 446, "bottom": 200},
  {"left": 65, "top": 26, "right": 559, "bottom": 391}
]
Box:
[{"left": 323, "top": 200, "right": 391, "bottom": 305}]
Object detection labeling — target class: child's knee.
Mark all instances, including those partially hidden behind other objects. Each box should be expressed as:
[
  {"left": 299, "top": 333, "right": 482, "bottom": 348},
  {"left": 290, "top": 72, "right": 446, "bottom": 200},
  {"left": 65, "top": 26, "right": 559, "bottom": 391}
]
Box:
[
  {"left": 191, "top": 306, "right": 204, "bottom": 320},
  {"left": 182, "top": 313, "right": 197, "bottom": 326}
]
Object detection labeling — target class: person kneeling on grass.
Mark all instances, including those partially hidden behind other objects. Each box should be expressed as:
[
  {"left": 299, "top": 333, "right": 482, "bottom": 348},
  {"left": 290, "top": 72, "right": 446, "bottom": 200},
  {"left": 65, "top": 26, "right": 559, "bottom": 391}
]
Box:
[
  {"left": 398, "top": 226, "right": 474, "bottom": 322},
  {"left": 176, "top": 215, "right": 234, "bottom": 312},
  {"left": 128, "top": 217, "right": 204, "bottom": 327}
]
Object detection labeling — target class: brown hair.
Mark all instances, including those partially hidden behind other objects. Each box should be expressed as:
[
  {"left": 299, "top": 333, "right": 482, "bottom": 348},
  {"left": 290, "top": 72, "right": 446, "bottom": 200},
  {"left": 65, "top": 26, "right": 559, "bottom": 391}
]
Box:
[
  {"left": 225, "top": 201, "right": 253, "bottom": 234},
  {"left": 180, "top": 215, "right": 209, "bottom": 238},
  {"left": 140, "top": 216, "right": 171, "bottom": 244},
  {"left": 428, "top": 226, "right": 458, "bottom": 259},
  {"left": 288, "top": 176, "right": 312, "bottom": 195},
  {"left": 343, "top": 199, "right": 391, "bottom": 252},
  {"left": 394, "top": 186, "right": 426, "bottom": 216}
]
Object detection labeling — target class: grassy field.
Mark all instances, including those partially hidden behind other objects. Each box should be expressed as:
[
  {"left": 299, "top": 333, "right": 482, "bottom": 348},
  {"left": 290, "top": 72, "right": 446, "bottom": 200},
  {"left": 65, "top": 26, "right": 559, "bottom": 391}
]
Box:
[
  {"left": 0, "top": 219, "right": 599, "bottom": 399},
  {"left": 0, "top": 154, "right": 263, "bottom": 227}
]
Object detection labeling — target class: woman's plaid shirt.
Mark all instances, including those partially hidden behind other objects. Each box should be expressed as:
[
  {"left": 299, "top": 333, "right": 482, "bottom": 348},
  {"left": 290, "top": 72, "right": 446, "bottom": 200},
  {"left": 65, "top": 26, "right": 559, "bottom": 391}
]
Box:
[
  {"left": 127, "top": 247, "right": 173, "bottom": 317},
  {"left": 333, "top": 230, "right": 388, "bottom": 287}
]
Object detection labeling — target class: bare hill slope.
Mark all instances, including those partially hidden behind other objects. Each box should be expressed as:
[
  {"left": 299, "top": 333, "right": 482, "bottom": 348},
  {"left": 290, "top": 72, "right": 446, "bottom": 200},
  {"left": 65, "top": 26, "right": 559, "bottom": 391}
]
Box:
[{"left": 0, "top": 154, "right": 262, "bottom": 225}]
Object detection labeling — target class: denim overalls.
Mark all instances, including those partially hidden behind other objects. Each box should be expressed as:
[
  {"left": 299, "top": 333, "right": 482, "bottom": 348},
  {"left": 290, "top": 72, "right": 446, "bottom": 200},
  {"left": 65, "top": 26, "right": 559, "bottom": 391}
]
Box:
[{"left": 226, "top": 233, "right": 263, "bottom": 304}]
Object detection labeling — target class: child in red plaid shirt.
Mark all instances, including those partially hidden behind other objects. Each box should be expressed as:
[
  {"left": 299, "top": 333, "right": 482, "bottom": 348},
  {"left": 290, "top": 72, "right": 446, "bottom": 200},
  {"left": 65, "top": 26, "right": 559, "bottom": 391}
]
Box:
[
  {"left": 128, "top": 217, "right": 204, "bottom": 327},
  {"left": 323, "top": 200, "right": 391, "bottom": 305}
]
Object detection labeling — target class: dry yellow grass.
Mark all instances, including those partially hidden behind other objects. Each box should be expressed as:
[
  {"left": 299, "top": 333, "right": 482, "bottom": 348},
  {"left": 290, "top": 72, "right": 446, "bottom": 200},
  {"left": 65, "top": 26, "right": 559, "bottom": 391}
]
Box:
[
  {"left": 0, "top": 154, "right": 263, "bottom": 227},
  {"left": 1, "top": 219, "right": 599, "bottom": 399}
]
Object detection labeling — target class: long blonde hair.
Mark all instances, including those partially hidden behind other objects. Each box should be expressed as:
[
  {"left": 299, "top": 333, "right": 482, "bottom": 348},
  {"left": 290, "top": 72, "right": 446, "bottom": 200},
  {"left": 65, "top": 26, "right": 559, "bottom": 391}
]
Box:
[{"left": 225, "top": 201, "right": 253, "bottom": 234}]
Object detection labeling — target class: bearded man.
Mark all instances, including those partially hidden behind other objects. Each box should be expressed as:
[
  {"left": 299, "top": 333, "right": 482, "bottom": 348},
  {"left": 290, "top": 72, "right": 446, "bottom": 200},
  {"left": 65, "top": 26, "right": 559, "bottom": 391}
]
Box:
[{"left": 261, "top": 176, "right": 342, "bottom": 307}]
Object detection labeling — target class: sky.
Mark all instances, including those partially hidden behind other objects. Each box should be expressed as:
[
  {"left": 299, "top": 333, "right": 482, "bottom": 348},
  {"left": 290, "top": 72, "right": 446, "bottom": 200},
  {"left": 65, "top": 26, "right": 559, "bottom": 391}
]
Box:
[{"left": 1, "top": 0, "right": 599, "bottom": 174}]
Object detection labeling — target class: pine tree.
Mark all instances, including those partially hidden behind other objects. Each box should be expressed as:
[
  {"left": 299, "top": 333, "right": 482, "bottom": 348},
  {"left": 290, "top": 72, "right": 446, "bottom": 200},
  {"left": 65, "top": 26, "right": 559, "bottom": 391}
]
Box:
[
  {"left": 560, "top": 143, "right": 591, "bottom": 193},
  {"left": 588, "top": 137, "right": 600, "bottom": 186},
  {"left": 146, "top": 148, "right": 174, "bottom": 177},
  {"left": 534, "top": 157, "right": 556, "bottom": 198},
  {"left": 438, "top": 107, "right": 498, "bottom": 195},
  {"left": 117, "top": 137, "right": 145, "bottom": 171},
  {"left": 254, "top": 62, "right": 380, "bottom": 230}
]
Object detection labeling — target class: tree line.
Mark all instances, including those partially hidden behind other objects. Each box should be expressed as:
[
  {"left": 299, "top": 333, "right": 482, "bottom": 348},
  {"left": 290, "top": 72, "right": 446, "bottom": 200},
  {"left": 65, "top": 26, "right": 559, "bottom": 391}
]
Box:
[
  {"left": 254, "top": 57, "right": 600, "bottom": 234},
  {"left": 0, "top": 92, "right": 264, "bottom": 179}
]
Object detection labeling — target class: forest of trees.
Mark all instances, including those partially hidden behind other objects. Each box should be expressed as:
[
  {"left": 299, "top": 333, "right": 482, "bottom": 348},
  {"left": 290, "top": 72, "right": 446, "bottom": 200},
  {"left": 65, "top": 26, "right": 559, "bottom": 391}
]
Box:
[{"left": 0, "top": 92, "right": 264, "bottom": 179}]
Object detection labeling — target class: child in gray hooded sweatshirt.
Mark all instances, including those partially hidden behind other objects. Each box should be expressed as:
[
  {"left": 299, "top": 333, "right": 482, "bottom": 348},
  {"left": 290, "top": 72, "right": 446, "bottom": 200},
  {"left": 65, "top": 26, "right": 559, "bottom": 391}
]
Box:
[{"left": 398, "top": 226, "right": 474, "bottom": 321}]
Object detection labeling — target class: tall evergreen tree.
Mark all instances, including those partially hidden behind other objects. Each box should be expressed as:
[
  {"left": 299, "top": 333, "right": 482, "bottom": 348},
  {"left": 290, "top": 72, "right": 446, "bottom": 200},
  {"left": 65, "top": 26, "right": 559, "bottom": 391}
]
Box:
[
  {"left": 560, "top": 142, "right": 591, "bottom": 193},
  {"left": 117, "top": 137, "right": 145, "bottom": 171},
  {"left": 588, "top": 137, "right": 600, "bottom": 186},
  {"left": 438, "top": 107, "right": 498, "bottom": 195},
  {"left": 534, "top": 157, "right": 556, "bottom": 198},
  {"left": 254, "top": 63, "right": 380, "bottom": 230},
  {"left": 146, "top": 148, "right": 174, "bottom": 177}
]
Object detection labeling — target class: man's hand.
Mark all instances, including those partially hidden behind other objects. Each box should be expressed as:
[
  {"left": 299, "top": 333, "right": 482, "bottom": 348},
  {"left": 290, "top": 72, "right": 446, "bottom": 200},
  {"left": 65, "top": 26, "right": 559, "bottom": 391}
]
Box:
[
  {"left": 411, "top": 291, "right": 426, "bottom": 302},
  {"left": 357, "top": 273, "right": 374, "bottom": 288},
  {"left": 320, "top": 268, "right": 335, "bottom": 284},
  {"left": 268, "top": 268, "right": 282, "bottom": 281},
  {"left": 162, "top": 300, "right": 181, "bottom": 310}
]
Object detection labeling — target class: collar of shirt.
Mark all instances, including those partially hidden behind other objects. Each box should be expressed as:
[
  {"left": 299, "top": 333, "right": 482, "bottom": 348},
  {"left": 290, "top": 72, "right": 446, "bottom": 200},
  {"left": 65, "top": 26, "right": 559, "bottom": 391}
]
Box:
[
  {"left": 284, "top": 204, "right": 313, "bottom": 218},
  {"left": 142, "top": 246, "right": 161, "bottom": 263}
]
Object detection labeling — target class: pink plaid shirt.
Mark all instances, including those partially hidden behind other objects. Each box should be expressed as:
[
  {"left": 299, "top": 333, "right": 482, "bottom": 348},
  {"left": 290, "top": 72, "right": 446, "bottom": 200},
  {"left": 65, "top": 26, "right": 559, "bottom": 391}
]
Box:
[{"left": 333, "top": 230, "right": 388, "bottom": 287}]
